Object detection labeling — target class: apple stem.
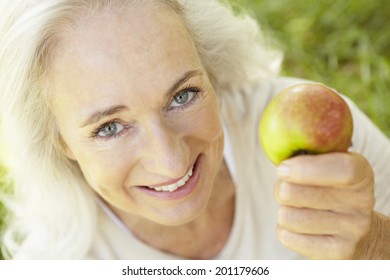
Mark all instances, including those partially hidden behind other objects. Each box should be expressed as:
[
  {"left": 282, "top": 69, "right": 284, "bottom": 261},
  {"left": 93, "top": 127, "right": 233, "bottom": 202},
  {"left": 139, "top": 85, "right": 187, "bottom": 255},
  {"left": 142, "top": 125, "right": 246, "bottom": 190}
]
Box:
[{"left": 292, "top": 150, "right": 311, "bottom": 157}]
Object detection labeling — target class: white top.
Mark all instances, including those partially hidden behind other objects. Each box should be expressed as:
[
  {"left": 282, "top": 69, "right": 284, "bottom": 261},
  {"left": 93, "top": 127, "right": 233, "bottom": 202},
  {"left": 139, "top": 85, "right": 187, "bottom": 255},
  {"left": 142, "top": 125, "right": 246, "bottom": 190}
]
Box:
[{"left": 87, "top": 77, "right": 390, "bottom": 259}]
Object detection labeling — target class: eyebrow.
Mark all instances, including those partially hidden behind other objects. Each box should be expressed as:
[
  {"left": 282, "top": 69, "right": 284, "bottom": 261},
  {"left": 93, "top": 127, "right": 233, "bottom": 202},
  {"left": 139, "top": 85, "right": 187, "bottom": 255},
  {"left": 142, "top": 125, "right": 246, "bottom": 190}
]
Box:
[
  {"left": 80, "top": 105, "right": 128, "bottom": 128},
  {"left": 165, "top": 69, "right": 203, "bottom": 97},
  {"left": 80, "top": 69, "right": 203, "bottom": 128}
]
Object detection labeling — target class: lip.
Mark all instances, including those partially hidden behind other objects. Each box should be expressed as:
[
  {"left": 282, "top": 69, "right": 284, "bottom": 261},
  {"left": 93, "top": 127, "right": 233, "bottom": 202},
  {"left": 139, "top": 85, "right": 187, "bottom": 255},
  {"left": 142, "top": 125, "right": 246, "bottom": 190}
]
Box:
[
  {"left": 134, "top": 155, "right": 202, "bottom": 200},
  {"left": 147, "top": 167, "right": 193, "bottom": 188}
]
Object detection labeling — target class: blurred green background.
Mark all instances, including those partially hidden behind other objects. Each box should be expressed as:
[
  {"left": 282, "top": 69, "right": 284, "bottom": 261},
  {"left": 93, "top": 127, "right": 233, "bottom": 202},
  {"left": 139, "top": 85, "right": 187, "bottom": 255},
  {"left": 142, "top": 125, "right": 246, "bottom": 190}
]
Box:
[{"left": 0, "top": 0, "right": 389, "bottom": 259}]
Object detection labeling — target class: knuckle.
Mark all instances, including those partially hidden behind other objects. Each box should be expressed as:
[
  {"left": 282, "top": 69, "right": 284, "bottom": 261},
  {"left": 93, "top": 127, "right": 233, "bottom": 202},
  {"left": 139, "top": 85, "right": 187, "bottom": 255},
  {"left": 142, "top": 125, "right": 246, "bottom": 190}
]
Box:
[
  {"left": 356, "top": 194, "right": 375, "bottom": 212},
  {"left": 274, "top": 179, "right": 283, "bottom": 204},
  {"left": 277, "top": 206, "right": 301, "bottom": 229},
  {"left": 277, "top": 206, "right": 291, "bottom": 226},
  {"left": 339, "top": 153, "right": 374, "bottom": 186},
  {"left": 275, "top": 180, "right": 303, "bottom": 207},
  {"left": 277, "top": 181, "right": 293, "bottom": 204},
  {"left": 276, "top": 225, "right": 291, "bottom": 247}
]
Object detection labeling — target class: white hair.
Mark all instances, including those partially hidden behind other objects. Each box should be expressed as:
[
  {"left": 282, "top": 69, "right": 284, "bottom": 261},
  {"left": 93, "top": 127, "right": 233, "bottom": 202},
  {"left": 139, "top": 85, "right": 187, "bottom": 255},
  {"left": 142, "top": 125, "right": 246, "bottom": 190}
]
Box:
[{"left": 0, "top": 0, "right": 282, "bottom": 259}]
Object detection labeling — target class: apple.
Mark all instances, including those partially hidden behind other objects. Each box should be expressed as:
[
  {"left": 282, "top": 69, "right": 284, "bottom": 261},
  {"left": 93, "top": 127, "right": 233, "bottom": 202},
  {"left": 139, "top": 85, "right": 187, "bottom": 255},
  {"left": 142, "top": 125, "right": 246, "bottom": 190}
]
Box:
[{"left": 259, "top": 83, "right": 353, "bottom": 165}]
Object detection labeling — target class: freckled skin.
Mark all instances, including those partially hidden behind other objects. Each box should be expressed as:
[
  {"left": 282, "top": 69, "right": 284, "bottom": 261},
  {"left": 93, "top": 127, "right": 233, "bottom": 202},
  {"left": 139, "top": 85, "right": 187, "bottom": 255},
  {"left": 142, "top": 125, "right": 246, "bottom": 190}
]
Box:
[{"left": 259, "top": 84, "right": 353, "bottom": 165}]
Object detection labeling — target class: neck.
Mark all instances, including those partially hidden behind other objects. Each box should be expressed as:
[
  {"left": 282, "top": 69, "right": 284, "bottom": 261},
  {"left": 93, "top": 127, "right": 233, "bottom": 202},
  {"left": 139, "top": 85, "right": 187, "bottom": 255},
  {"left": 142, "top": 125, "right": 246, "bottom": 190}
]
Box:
[{"left": 114, "top": 159, "right": 235, "bottom": 259}]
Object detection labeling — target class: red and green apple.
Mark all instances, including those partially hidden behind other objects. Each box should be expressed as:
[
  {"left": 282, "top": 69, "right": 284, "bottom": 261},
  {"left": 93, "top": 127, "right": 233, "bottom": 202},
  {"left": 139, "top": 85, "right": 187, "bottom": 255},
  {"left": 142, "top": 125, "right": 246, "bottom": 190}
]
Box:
[{"left": 259, "top": 83, "right": 353, "bottom": 165}]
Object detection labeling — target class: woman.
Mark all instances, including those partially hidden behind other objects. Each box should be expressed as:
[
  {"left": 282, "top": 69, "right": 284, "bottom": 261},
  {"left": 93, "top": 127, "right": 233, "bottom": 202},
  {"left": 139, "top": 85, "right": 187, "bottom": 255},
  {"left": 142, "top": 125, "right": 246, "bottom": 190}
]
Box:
[{"left": 0, "top": 0, "right": 389, "bottom": 259}]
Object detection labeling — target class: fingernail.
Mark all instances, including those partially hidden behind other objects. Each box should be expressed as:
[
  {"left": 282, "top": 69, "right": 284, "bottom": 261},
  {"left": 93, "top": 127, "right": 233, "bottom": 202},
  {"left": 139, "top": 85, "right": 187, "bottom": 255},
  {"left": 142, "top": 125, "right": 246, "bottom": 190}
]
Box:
[{"left": 277, "top": 163, "right": 290, "bottom": 178}]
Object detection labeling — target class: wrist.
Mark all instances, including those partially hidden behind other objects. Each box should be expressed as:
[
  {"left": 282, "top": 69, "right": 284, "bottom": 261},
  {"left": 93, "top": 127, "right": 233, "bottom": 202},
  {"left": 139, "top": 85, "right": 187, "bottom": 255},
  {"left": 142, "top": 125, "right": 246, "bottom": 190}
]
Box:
[{"left": 354, "top": 211, "right": 390, "bottom": 259}]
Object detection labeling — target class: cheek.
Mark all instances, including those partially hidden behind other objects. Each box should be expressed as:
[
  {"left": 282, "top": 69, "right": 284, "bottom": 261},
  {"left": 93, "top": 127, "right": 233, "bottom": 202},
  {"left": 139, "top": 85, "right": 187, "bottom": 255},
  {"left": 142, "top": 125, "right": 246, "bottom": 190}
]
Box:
[
  {"left": 73, "top": 146, "right": 133, "bottom": 193},
  {"left": 181, "top": 95, "right": 223, "bottom": 143}
]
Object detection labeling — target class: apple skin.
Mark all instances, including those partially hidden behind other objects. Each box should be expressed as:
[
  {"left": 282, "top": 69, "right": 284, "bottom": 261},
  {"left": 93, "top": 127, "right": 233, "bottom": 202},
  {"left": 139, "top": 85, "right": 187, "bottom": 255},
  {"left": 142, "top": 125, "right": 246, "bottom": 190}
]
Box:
[{"left": 259, "top": 83, "right": 353, "bottom": 165}]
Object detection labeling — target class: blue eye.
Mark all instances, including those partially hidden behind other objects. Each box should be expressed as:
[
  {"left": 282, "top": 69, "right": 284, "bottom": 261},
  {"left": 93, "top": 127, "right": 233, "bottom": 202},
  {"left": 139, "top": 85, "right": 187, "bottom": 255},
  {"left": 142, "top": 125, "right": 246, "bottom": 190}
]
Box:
[
  {"left": 170, "top": 87, "right": 200, "bottom": 109},
  {"left": 174, "top": 91, "right": 189, "bottom": 105},
  {"left": 97, "top": 122, "right": 124, "bottom": 137}
]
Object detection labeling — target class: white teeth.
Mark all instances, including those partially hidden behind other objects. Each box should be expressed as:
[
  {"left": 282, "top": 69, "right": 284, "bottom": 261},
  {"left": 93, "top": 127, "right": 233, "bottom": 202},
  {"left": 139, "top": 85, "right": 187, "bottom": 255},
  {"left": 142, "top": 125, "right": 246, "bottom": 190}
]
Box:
[{"left": 147, "top": 166, "right": 194, "bottom": 192}]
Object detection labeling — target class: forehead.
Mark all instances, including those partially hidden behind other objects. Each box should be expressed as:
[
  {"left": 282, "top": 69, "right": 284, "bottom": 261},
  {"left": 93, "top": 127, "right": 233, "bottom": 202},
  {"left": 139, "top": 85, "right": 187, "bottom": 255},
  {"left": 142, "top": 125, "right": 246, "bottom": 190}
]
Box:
[
  {"left": 49, "top": 2, "right": 200, "bottom": 107},
  {"left": 53, "top": 2, "right": 194, "bottom": 68}
]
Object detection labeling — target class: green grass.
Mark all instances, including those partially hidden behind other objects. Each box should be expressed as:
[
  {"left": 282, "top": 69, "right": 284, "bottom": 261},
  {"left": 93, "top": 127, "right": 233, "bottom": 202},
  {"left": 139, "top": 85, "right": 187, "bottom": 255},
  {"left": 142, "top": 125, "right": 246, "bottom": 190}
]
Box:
[
  {"left": 232, "top": 0, "right": 390, "bottom": 137},
  {"left": 0, "top": 206, "right": 4, "bottom": 259}
]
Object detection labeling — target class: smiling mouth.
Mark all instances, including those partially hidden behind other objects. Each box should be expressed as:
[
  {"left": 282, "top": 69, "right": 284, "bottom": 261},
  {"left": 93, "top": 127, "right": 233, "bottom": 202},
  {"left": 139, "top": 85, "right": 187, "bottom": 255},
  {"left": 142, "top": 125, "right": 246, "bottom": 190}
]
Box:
[{"left": 145, "top": 165, "right": 194, "bottom": 192}]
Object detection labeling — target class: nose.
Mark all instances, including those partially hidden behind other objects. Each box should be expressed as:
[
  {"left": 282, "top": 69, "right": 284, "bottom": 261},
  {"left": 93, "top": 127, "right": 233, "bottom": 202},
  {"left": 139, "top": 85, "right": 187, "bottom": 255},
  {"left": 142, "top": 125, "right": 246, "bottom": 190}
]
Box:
[{"left": 139, "top": 118, "right": 190, "bottom": 179}]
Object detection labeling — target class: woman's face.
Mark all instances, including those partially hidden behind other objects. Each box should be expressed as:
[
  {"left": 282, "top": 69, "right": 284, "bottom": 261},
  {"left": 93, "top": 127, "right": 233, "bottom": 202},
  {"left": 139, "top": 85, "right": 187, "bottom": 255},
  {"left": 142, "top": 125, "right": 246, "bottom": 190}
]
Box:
[{"left": 50, "top": 3, "right": 224, "bottom": 225}]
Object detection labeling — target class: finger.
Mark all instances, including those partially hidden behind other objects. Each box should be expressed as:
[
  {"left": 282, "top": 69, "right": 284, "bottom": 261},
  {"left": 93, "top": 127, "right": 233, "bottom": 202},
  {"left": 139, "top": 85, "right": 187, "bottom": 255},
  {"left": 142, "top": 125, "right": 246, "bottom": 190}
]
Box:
[
  {"left": 274, "top": 180, "right": 375, "bottom": 212},
  {"left": 277, "top": 206, "right": 371, "bottom": 236},
  {"left": 275, "top": 180, "right": 347, "bottom": 210},
  {"left": 276, "top": 226, "right": 355, "bottom": 259},
  {"left": 276, "top": 152, "right": 373, "bottom": 187}
]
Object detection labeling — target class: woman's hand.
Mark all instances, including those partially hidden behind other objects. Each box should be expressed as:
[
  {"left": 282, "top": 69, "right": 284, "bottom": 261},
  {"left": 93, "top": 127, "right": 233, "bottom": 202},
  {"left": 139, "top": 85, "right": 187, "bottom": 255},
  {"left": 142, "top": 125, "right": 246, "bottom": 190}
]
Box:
[{"left": 274, "top": 152, "right": 375, "bottom": 259}]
